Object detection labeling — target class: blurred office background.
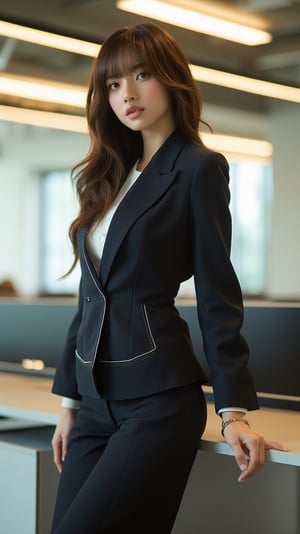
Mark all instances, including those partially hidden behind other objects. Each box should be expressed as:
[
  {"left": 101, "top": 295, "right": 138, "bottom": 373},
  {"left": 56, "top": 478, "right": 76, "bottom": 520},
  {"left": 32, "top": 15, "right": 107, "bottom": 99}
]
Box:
[
  {"left": 1, "top": 8, "right": 300, "bottom": 533},
  {"left": 0, "top": 0, "right": 299, "bottom": 300}
]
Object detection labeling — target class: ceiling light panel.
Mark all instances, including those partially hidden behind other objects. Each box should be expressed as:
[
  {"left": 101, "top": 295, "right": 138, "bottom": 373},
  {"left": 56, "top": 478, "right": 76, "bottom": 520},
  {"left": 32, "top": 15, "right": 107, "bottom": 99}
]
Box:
[
  {"left": 117, "top": 0, "right": 272, "bottom": 45},
  {"left": 0, "top": 73, "right": 86, "bottom": 107},
  {"left": 0, "top": 20, "right": 100, "bottom": 56}
]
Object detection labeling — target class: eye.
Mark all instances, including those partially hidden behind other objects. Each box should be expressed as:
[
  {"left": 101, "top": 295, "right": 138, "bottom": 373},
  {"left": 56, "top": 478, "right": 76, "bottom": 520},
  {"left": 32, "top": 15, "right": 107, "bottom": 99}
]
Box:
[
  {"left": 107, "top": 80, "right": 120, "bottom": 91},
  {"left": 136, "top": 72, "right": 151, "bottom": 81}
]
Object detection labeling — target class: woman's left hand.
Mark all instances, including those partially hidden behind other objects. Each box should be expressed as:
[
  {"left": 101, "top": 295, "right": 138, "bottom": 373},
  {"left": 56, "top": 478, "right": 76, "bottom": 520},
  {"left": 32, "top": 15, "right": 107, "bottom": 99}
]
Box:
[{"left": 223, "top": 421, "right": 288, "bottom": 482}]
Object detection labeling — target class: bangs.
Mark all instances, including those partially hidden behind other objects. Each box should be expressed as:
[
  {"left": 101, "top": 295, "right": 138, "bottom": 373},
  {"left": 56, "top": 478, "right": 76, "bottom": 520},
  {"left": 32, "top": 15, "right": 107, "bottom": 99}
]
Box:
[{"left": 100, "top": 31, "right": 151, "bottom": 81}]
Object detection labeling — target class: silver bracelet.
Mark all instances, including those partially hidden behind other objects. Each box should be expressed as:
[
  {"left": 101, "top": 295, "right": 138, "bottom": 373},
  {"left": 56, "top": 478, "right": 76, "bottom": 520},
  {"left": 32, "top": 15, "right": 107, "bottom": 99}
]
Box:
[{"left": 221, "top": 417, "right": 250, "bottom": 437}]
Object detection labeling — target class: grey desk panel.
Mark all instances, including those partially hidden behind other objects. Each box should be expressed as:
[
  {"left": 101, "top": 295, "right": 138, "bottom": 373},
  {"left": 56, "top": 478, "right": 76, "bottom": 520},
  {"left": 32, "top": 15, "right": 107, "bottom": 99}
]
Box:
[{"left": 1, "top": 299, "right": 300, "bottom": 403}]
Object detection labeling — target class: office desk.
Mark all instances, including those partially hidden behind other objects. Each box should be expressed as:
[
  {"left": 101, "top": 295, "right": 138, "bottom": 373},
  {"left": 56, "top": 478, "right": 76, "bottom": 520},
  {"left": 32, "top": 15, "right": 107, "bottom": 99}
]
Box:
[
  {"left": 174, "top": 397, "right": 300, "bottom": 534},
  {"left": 0, "top": 374, "right": 299, "bottom": 458},
  {"left": 0, "top": 373, "right": 299, "bottom": 534}
]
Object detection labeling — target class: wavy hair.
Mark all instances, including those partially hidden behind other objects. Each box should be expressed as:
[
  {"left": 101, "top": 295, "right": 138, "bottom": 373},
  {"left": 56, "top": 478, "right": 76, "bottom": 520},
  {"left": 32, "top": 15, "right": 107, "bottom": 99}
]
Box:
[{"left": 68, "top": 22, "right": 206, "bottom": 269}]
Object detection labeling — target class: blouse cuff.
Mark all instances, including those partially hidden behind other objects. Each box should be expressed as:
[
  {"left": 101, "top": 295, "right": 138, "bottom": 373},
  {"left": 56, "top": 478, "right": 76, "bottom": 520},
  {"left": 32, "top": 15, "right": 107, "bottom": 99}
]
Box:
[
  {"left": 217, "top": 407, "right": 247, "bottom": 416},
  {"left": 61, "top": 397, "right": 81, "bottom": 410}
]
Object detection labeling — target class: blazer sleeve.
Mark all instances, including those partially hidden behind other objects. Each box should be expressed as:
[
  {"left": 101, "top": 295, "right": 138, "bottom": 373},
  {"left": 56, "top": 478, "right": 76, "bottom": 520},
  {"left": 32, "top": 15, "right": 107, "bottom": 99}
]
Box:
[
  {"left": 190, "top": 151, "right": 258, "bottom": 413},
  {"left": 51, "top": 278, "right": 83, "bottom": 400}
]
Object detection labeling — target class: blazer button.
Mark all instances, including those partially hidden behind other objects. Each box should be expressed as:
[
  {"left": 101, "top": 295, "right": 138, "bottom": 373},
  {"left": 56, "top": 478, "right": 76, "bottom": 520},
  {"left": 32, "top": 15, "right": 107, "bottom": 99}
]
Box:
[{"left": 86, "top": 297, "right": 92, "bottom": 302}]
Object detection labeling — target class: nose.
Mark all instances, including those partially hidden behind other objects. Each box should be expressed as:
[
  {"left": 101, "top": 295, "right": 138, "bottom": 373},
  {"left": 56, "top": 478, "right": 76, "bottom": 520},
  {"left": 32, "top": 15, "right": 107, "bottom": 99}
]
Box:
[
  {"left": 123, "top": 80, "right": 137, "bottom": 103},
  {"left": 124, "top": 94, "right": 136, "bottom": 103}
]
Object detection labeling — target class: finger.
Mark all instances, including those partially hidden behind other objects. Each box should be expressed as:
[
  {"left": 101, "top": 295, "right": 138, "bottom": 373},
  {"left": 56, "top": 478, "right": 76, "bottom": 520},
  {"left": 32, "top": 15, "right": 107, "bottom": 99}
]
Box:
[
  {"left": 62, "top": 435, "right": 68, "bottom": 463},
  {"left": 230, "top": 442, "right": 249, "bottom": 476},
  {"left": 238, "top": 438, "right": 265, "bottom": 482},
  {"left": 264, "top": 440, "right": 289, "bottom": 452},
  {"left": 52, "top": 435, "right": 63, "bottom": 473},
  {"left": 54, "top": 446, "right": 63, "bottom": 472}
]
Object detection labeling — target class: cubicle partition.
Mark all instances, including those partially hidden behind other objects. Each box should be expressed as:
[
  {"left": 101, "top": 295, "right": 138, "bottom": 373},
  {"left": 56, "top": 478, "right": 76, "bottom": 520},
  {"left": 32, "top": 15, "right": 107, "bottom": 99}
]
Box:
[
  {"left": 179, "top": 302, "right": 300, "bottom": 410},
  {"left": 0, "top": 298, "right": 300, "bottom": 408}
]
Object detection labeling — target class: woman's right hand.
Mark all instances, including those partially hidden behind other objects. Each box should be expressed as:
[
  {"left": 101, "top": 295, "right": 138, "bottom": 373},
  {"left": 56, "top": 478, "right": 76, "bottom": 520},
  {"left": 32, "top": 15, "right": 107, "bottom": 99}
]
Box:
[{"left": 51, "top": 408, "right": 77, "bottom": 473}]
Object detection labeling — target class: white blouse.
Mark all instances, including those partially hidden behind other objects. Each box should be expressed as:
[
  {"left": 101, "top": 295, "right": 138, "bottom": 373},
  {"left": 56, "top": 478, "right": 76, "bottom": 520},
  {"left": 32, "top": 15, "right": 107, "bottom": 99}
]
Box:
[{"left": 86, "top": 163, "right": 141, "bottom": 274}]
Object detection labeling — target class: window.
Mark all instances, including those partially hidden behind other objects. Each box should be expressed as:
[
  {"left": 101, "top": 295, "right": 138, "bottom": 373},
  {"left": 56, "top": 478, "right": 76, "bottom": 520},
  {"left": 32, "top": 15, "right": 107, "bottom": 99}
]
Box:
[
  {"left": 39, "top": 170, "right": 80, "bottom": 294},
  {"left": 229, "top": 160, "right": 272, "bottom": 295}
]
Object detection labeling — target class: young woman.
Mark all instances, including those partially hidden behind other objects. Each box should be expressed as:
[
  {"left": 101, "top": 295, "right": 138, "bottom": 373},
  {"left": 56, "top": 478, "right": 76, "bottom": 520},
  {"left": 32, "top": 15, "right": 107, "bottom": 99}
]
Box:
[{"left": 51, "top": 22, "right": 286, "bottom": 533}]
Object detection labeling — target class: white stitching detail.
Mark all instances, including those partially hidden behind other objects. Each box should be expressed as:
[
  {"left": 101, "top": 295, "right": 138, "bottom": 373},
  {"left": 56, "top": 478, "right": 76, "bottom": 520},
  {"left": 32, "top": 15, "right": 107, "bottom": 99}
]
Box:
[
  {"left": 75, "top": 348, "right": 92, "bottom": 365},
  {"left": 77, "top": 237, "right": 106, "bottom": 366},
  {"left": 100, "top": 304, "right": 157, "bottom": 364}
]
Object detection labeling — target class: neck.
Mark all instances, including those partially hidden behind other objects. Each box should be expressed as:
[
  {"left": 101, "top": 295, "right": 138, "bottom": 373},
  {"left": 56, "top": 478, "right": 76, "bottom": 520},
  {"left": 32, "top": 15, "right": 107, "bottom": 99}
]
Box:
[{"left": 138, "top": 126, "right": 175, "bottom": 171}]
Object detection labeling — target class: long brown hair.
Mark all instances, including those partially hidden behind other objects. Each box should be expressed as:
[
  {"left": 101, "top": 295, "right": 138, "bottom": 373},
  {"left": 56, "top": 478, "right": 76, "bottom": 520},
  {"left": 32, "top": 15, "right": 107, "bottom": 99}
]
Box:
[{"left": 69, "top": 22, "right": 206, "bottom": 269}]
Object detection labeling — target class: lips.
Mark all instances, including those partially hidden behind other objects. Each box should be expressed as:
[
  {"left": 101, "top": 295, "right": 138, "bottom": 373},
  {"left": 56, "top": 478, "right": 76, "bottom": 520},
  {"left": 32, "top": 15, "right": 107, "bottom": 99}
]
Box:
[{"left": 126, "top": 106, "right": 144, "bottom": 118}]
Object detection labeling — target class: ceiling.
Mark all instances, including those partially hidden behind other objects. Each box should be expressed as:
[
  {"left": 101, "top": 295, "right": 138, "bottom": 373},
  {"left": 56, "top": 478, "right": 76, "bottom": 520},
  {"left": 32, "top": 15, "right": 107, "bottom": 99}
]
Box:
[{"left": 0, "top": 0, "right": 300, "bottom": 115}]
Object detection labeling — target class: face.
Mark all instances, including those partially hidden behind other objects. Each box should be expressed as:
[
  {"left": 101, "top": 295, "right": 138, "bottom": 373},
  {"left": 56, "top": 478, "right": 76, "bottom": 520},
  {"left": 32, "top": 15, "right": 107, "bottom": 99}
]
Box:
[{"left": 106, "top": 64, "right": 175, "bottom": 137}]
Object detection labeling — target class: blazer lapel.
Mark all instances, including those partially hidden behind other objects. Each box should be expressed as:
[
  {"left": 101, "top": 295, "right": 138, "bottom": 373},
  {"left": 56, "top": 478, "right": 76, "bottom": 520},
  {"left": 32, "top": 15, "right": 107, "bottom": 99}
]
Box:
[
  {"left": 99, "top": 130, "right": 187, "bottom": 287},
  {"left": 78, "top": 225, "right": 106, "bottom": 292}
]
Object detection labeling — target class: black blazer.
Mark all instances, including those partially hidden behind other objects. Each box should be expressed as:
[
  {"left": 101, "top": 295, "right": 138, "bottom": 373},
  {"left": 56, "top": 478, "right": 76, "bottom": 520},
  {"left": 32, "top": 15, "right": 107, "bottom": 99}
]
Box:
[{"left": 52, "top": 130, "right": 258, "bottom": 413}]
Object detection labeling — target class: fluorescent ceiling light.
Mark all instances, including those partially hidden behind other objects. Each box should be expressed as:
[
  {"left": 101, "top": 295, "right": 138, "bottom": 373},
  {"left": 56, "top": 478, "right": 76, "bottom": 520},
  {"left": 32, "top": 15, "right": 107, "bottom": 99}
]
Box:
[
  {"left": 0, "top": 21, "right": 299, "bottom": 103},
  {"left": 0, "top": 104, "right": 271, "bottom": 158},
  {"left": 0, "top": 20, "right": 100, "bottom": 57},
  {"left": 0, "top": 73, "right": 86, "bottom": 107},
  {"left": 117, "top": 0, "right": 272, "bottom": 46},
  {"left": 191, "top": 65, "right": 300, "bottom": 104},
  {"left": 202, "top": 132, "right": 272, "bottom": 159},
  {"left": 0, "top": 105, "right": 88, "bottom": 132}
]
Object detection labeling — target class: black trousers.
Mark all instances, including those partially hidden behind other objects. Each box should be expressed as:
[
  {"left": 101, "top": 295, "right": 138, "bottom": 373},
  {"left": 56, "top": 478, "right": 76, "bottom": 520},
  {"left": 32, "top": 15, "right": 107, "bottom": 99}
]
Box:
[{"left": 51, "top": 382, "right": 207, "bottom": 534}]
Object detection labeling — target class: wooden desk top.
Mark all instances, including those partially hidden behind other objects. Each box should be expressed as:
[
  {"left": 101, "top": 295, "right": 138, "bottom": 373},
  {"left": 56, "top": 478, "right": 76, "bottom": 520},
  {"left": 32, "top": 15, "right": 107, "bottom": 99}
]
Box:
[
  {"left": 0, "top": 372, "right": 60, "bottom": 424},
  {"left": 0, "top": 373, "right": 299, "bottom": 466}
]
